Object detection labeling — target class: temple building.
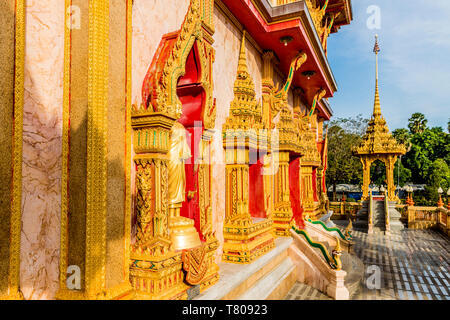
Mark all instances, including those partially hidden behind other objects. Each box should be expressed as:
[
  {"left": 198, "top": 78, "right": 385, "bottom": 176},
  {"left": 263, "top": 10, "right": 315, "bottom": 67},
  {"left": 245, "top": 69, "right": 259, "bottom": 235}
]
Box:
[{"left": 0, "top": 0, "right": 354, "bottom": 300}]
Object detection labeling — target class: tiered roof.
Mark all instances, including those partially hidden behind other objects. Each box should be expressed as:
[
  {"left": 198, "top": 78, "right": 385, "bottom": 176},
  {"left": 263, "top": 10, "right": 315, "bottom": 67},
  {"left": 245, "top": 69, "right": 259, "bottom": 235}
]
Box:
[
  {"left": 223, "top": 31, "right": 263, "bottom": 131},
  {"left": 354, "top": 36, "right": 406, "bottom": 156}
]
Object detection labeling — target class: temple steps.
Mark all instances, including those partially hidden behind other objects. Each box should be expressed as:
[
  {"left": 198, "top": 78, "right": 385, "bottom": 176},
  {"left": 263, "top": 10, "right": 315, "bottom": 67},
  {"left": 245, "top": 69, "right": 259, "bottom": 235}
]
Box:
[
  {"left": 355, "top": 200, "right": 405, "bottom": 234},
  {"left": 305, "top": 221, "right": 364, "bottom": 298},
  {"left": 285, "top": 282, "right": 332, "bottom": 300},
  {"left": 386, "top": 201, "right": 405, "bottom": 232},
  {"left": 194, "top": 237, "right": 295, "bottom": 300},
  {"left": 355, "top": 200, "right": 385, "bottom": 233},
  {"left": 237, "top": 257, "right": 296, "bottom": 300},
  {"left": 195, "top": 221, "right": 365, "bottom": 301}
]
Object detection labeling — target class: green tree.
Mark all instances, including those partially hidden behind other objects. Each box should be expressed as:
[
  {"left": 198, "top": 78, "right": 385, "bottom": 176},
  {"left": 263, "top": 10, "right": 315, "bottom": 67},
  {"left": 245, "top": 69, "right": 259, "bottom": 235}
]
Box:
[
  {"left": 408, "top": 112, "right": 428, "bottom": 134},
  {"left": 392, "top": 128, "right": 411, "bottom": 151},
  {"left": 391, "top": 129, "right": 412, "bottom": 188},
  {"left": 404, "top": 126, "right": 450, "bottom": 182},
  {"left": 326, "top": 115, "right": 369, "bottom": 200},
  {"left": 393, "top": 157, "right": 411, "bottom": 187},
  {"left": 424, "top": 159, "right": 450, "bottom": 204},
  {"left": 331, "top": 114, "right": 369, "bottom": 135}
]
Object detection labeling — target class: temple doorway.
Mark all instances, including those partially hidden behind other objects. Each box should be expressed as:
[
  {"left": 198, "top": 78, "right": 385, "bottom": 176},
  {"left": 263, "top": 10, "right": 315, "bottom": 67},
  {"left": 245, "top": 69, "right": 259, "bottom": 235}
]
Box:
[
  {"left": 176, "top": 43, "right": 206, "bottom": 240},
  {"left": 370, "top": 159, "right": 386, "bottom": 191}
]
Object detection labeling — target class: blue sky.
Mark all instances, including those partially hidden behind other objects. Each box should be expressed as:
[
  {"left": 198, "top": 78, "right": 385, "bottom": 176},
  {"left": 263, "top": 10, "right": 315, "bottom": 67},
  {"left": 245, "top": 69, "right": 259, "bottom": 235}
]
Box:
[{"left": 327, "top": 0, "right": 450, "bottom": 131}]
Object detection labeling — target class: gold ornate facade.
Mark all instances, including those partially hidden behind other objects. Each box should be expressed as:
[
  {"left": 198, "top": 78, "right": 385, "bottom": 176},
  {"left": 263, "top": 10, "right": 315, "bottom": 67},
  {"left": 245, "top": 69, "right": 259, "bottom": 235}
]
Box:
[
  {"left": 222, "top": 32, "right": 275, "bottom": 263},
  {"left": 296, "top": 89, "right": 327, "bottom": 219},
  {"left": 0, "top": 0, "right": 352, "bottom": 300},
  {"left": 130, "top": 0, "right": 219, "bottom": 298},
  {"left": 261, "top": 50, "right": 308, "bottom": 236}
]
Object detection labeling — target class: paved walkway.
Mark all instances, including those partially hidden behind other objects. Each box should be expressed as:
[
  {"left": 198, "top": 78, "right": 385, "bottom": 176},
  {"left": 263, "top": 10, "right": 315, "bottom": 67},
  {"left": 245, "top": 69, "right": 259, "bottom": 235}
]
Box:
[
  {"left": 285, "top": 282, "right": 331, "bottom": 300},
  {"left": 285, "top": 227, "right": 450, "bottom": 300}
]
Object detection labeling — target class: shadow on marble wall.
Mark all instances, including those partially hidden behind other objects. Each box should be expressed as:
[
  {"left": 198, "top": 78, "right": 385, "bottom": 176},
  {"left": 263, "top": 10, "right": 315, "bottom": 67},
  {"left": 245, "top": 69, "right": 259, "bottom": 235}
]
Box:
[
  {"left": 0, "top": 0, "right": 15, "bottom": 297},
  {"left": 63, "top": 109, "right": 131, "bottom": 296}
]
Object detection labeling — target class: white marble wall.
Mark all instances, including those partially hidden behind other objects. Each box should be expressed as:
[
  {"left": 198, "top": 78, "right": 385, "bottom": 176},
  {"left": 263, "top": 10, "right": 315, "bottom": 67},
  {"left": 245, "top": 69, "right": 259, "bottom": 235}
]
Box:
[
  {"left": 132, "top": 0, "right": 191, "bottom": 106},
  {"left": 20, "top": 0, "right": 64, "bottom": 300}
]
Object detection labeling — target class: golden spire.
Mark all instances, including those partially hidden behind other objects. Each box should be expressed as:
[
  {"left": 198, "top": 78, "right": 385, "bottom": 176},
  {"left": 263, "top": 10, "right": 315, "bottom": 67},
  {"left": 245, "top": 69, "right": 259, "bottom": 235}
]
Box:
[
  {"left": 353, "top": 35, "right": 406, "bottom": 157},
  {"left": 233, "top": 29, "right": 255, "bottom": 97},
  {"left": 237, "top": 30, "right": 249, "bottom": 77},
  {"left": 223, "top": 29, "right": 262, "bottom": 130},
  {"left": 373, "top": 34, "right": 382, "bottom": 118}
]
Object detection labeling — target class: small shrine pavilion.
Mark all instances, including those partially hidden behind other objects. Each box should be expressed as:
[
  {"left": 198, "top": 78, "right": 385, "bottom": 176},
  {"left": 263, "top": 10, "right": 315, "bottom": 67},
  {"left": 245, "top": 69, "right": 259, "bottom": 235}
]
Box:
[{"left": 354, "top": 36, "right": 406, "bottom": 202}]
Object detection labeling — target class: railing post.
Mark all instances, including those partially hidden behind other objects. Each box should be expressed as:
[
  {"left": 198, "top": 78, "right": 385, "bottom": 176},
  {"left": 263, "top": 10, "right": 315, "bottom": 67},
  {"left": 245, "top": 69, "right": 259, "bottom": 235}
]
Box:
[
  {"left": 368, "top": 191, "right": 373, "bottom": 234},
  {"left": 407, "top": 205, "right": 414, "bottom": 228},
  {"left": 446, "top": 209, "right": 450, "bottom": 236},
  {"left": 385, "top": 190, "right": 390, "bottom": 232}
]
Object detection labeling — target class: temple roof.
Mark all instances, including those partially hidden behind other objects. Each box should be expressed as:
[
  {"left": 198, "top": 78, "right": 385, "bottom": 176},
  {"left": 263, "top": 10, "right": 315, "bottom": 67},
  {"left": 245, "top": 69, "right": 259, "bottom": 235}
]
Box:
[{"left": 354, "top": 36, "right": 406, "bottom": 156}]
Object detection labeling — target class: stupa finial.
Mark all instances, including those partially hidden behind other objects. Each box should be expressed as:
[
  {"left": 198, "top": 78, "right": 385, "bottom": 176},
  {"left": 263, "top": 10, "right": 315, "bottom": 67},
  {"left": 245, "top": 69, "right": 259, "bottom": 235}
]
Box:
[
  {"left": 373, "top": 34, "right": 382, "bottom": 118},
  {"left": 237, "top": 30, "right": 249, "bottom": 76}
]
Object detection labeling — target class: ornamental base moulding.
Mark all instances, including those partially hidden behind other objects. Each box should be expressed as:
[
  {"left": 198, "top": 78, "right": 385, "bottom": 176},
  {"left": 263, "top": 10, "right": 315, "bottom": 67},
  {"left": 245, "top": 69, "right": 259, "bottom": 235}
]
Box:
[
  {"left": 303, "top": 202, "right": 321, "bottom": 220},
  {"left": 129, "top": 238, "right": 219, "bottom": 300},
  {"left": 0, "top": 291, "right": 24, "bottom": 300},
  {"left": 273, "top": 221, "right": 293, "bottom": 237},
  {"left": 273, "top": 208, "right": 294, "bottom": 237},
  {"left": 222, "top": 226, "right": 275, "bottom": 264}
]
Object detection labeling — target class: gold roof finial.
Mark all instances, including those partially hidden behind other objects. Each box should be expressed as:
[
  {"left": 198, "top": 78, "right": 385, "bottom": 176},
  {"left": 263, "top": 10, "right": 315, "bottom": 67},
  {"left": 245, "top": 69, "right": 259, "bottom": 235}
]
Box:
[
  {"left": 353, "top": 35, "right": 406, "bottom": 156},
  {"left": 373, "top": 34, "right": 382, "bottom": 118},
  {"left": 237, "top": 30, "right": 250, "bottom": 77},
  {"left": 224, "top": 29, "right": 261, "bottom": 131}
]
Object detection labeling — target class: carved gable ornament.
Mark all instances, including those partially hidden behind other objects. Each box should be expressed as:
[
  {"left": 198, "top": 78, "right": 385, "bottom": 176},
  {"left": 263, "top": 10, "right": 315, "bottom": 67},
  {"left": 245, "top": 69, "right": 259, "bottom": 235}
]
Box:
[{"left": 139, "top": 0, "right": 216, "bottom": 130}]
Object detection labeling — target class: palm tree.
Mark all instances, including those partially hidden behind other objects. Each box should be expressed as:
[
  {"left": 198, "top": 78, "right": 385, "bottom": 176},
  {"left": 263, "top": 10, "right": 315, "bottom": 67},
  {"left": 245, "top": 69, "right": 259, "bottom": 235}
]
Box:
[{"left": 408, "top": 113, "right": 428, "bottom": 134}]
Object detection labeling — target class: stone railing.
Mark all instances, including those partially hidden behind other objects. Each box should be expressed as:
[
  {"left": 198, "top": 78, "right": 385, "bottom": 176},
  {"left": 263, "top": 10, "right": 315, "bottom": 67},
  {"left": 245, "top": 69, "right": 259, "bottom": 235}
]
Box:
[
  {"left": 292, "top": 226, "right": 342, "bottom": 270},
  {"left": 307, "top": 219, "right": 351, "bottom": 241},
  {"left": 368, "top": 192, "right": 373, "bottom": 234},
  {"left": 329, "top": 201, "right": 361, "bottom": 220},
  {"left": 396, "top": 204, "right": 408, "bottom": 220},
  {"left": 437, "top": 208, "right": 450, "bottom": 236},
  {"left": 384, "top": 191, "right": 390, "bottom": 232},
  {"left": 407, "top": 205, "right": 450, "bottom": 236}
]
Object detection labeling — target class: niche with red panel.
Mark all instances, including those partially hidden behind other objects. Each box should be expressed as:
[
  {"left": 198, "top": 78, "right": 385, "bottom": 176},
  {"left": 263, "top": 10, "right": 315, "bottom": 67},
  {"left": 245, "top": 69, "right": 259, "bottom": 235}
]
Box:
[
  {"left": 176, "top": 42, "right": 206, "bottom": 241},
  {"left": 289, "top": 155, "right": 304, "bottom": 229},
  {"left": 312, "top": 168, "right": 318, "bottom": 202},
  {"left": 249, "top": 152, "right": 266, "bottom": 220}
]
